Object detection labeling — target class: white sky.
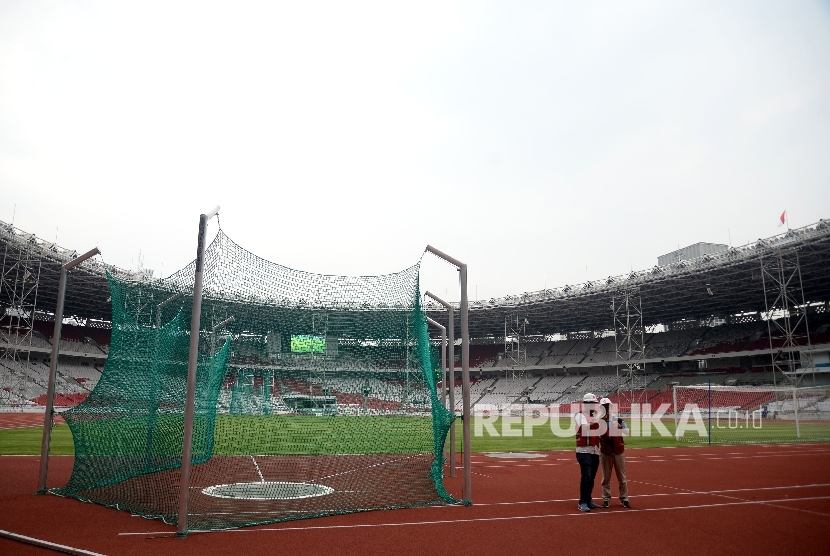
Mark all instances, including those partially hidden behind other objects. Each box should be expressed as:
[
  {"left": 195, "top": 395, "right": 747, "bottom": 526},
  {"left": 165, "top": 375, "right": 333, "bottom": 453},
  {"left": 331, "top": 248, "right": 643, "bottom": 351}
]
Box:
[{"left": 2, "top": 1, "right": 829, "bottom": 302}]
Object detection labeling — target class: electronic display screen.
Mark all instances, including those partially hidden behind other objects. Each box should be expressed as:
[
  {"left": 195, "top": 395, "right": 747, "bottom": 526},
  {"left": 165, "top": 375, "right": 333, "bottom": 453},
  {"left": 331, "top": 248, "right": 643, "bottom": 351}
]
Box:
[{"left": 290, "top": 335, "right": 325, "bottom": 353}]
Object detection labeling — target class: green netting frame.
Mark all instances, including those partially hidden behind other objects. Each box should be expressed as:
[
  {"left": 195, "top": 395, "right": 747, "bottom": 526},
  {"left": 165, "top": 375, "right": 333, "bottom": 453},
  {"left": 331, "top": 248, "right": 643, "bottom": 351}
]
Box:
[
  {"left": 52, "top": 227, "right": 462, "bottom": 532},
  {"left": 673, "top": 384, "right": 830, "bottom": 444}
]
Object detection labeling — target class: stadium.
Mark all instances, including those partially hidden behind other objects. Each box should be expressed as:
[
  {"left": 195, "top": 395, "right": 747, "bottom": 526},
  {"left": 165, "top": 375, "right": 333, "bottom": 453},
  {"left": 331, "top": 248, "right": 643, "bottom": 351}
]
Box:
[
  {"left": 1, "top": 213, "right": 829, "bottom": 554},
  {"left": 2, "top": 3, "right": 830, "bottom": 555}
]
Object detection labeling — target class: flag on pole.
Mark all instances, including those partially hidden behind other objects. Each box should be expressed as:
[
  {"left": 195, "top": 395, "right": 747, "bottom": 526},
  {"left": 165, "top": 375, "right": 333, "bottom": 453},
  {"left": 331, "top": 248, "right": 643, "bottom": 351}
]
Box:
[{"left": 778, "top": 210, "right": 787, "bottom": 227}]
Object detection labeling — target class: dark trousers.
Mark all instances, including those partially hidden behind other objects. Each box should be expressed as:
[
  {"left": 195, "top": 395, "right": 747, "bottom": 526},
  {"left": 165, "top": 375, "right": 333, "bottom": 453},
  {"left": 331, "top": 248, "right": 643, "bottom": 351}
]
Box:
[{"left": 576, "top": 452, "right": 599, "bottom": 504}]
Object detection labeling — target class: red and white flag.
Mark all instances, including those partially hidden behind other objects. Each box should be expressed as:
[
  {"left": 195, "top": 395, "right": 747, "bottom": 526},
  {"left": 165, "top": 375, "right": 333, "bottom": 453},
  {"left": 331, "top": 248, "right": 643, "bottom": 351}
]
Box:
[{"left": 778, "top": 210, "right": 787, "bottom": 227}]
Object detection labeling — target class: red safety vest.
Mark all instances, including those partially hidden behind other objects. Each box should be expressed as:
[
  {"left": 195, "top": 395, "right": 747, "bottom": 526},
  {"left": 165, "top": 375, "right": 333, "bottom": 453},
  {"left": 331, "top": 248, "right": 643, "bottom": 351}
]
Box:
[
  {"left": 600, "top": 421, "right": 626, "bottom": 455},
  {"left": 575, "top": 417, "right": 601, "bottom": 447}
]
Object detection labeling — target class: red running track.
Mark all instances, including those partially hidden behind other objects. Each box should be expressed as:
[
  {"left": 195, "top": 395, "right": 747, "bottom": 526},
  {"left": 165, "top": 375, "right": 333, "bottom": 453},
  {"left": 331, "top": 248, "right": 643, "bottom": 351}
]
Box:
[
  {"left": 0, "top": 412, "right": 64, "bottom": 430},
  {"left": 1, "top": 443, "right": 829, "bottom": 555}
]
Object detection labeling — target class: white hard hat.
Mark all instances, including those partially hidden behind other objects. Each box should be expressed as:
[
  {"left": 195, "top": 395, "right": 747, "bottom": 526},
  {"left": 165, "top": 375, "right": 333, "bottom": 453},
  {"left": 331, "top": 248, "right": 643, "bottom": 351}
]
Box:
[
  {"left": 583, "top": 393, "right": 598, "bottom": 403},
  {"left": 600, "top": 397, "right": 611, "bottom": 405}
]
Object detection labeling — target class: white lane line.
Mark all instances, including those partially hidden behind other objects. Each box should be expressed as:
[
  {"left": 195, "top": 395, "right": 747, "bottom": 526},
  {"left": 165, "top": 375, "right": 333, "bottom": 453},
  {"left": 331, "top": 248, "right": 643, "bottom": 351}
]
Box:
[
  {"left": 472, "top": 449, "right": 830, "bottom": 467},
  {"left": 638, "top": 450, "right": 830, "bottom": 458},
  {"left": 313, "top": 454, "right": 422, "bottom": 482},
  {"left": 631, "top": 451, "right": 830, "bottom": 461},
  {"left": 441, "top": 483, "right": 830, "bottom": 508},
  {"left": 470, "top": 447, "right": 830, "bottom": 461},
  {"left": 630, "top": 479, "right": 830, "bottom": 517},
  {"left": 118, "top": 495, "right": 830, "bottom": 536},
  {"left": 251, "top": 456, "right": 265, "bottom": 483},
  {"left": 476, "top": 450, "right": 830, "bottom": 467},
  {"left": 161, "top": 485, "right": 830, "bottom": 519},
  {"left": 638, "top": 449, "right": 830, "bottom": 457}
]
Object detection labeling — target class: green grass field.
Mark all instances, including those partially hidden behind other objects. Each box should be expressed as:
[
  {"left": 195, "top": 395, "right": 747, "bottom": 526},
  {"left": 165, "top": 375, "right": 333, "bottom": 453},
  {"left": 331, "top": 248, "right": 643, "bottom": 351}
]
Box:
[
  {"left": 213, "top": 415, "right": 436, "bottom": 455},
  {"left": 0, "top": 425, "right": 75, "bottom": 455},
  {"left": 449, "top": 416, "right": 830, "bottom": 452},
  {"left": 3, "top": 415, "right": 828, "bottom": 456},
  {"left": 0, "top": 415, "right": 437, "bottom": 456}
]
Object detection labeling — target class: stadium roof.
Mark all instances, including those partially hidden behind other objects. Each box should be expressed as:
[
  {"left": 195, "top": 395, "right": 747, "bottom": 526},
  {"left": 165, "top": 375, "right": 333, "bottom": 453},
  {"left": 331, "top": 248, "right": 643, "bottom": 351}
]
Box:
[
  {"left": 0, "top": 220, "right": 136, "bottom": 324},
  {"left": 426, "top": 220, "right": 830, "bottom": 338},
  {"left": 2, "top": 218, "right": 830, "bottom": 338}
]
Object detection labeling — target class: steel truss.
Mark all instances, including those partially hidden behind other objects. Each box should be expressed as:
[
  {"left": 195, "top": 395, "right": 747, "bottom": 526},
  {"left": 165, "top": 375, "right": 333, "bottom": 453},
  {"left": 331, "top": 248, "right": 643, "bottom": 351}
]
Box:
[
  {"left": 760, "top": 249, "right": 814, "bottom": 386},
  {"left": 0, "top": 227, "right": 42, "bottom": 409},
  {"left": 448, "top": 220, "right": 830, "bottom": 338},
  {"left": 503, "top": 314, "right": 528, "bottom": 379},
  {"left": 613, "top": 288, "right": 648, "bottom": 410},
  {"left": 123, "top": 283, "right": 157, "bottom": 327}
]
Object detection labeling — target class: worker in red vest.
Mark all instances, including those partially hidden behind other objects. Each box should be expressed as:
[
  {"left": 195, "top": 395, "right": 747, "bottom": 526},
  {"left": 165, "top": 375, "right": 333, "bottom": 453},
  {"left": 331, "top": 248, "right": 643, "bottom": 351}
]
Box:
[
  {"left": 574, "top": 392, "right": 604, "bottom": 512},
  {"left": 599, "top": 397, "right": 631, "bottom": 508}
]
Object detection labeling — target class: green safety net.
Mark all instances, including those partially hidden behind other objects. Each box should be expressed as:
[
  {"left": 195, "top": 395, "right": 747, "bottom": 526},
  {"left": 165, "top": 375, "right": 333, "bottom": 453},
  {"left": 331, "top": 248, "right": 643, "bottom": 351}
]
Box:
[
  {"left": 673, "top": 384, "right": 830, "bottom": 444},
  {"left": 52, "top": 227, "right": 461, "bottom": 532}
]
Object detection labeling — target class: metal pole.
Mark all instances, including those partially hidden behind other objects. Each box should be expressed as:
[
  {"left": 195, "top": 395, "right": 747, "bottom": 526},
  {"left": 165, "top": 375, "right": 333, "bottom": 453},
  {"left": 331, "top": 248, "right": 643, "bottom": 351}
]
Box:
[
  {"left": 427, "top": 317, "right": 448, "bottom": 463},
  {"left": 425, "top": 291, "right": 455, "bottom": 477},
  {"left": 38, "top": 247, "right": 100, "bottom": 492},
  {"left": 157, "top": 292, "right": 185, "bottom": 328},
  {"left": 211, "top": 316, "right": 235, "bottom": 356},
  {"left": 793, "top": 387, "right": 801, "bottom": 439},
  {"left": 0, "top": 529, "right": 106, "bottom": 556},
  {"left": 760, "top": 253, "right": 779, "bottom": 389},
  {"left": 793, "top": 250, "right": 815, "bottom": 386},
  {"left": 212, "top": 316, "right": 235, "bottom": 332},
  {"left": 178, "top": 206, "right": 219, "bottom": 537},
  {"left": 459, "top": 263, "right": 471, "bottom": 502},
  {"left": 448, "top": 305, "right": 455, "bottom": 477},
  {"left": 424, "top": 244, "right": 471, "bottom": 502},
  {"left": 708, "top": 380, "right": 712, "bottom": 445},
  {"left": 672, "top": 385, "right": 678, "bottom": 435},
  {"left": 441, "top": 327, "right": 446, "bottom": 410},
  {"left": 38, "top": 267, "right": 66, "bottom": 492},
  {"left": 426, "top": 318, "right": 446, "bottom": 409}
]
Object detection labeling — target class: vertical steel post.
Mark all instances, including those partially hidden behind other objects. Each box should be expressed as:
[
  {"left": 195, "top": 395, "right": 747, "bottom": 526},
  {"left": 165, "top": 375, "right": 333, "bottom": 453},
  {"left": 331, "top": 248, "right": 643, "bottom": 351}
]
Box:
[
  {"left": 793, "top": 251, "right": 815, "bottom": 386},
  {"left": 425, "top": 292, "right": 455, "bottom": 477},
  {"left": 672, "top": 385, "right": 678, "bottom": 436},
  {"left": 424, "top": 245, "right": 471, "bottom": 502},
  {"left": 178, "top": 206, "right": 219, "bottom": 537},
  {"left": 447, "top": 305, "right": 455, "bottom": 477},
  {"left": 759, "top": 253, "right": 777, "bottom": 389},
  {"left": 38, "top": 247, "right": 100, "bottom": 492},
  {"left": 793, "top": 387, "right": 801, "bottom": 439},
  {"left": 427, "top": 317, "right": 448, "bottom": 462},
  {"left": 441, "top": 326, "right": 446, "bottom": 410},
  {"left": 426, "top": 318, "right": 447, "bottom": 410},
  {"left": 37, "top": 268, "right": 66, "bottom": 492},
  {"left": 708, "top": 380, "right": 712, "bottom": 445},
  {"left": 459, "top": 263, "right": 471, "bottom": 502}
]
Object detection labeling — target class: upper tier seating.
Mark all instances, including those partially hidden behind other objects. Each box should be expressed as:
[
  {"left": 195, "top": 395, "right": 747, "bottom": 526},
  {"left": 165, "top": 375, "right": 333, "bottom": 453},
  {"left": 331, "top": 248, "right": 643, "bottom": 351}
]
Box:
[{"left": 645, "top": 329, "right": 701, "bottom": 359}]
